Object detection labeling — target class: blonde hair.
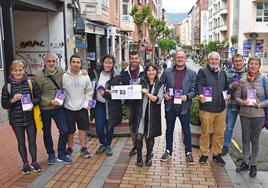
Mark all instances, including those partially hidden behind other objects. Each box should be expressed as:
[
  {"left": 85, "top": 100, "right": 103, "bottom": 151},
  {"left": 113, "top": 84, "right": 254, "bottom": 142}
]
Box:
[{"left": 10, "top": 60, "right": 25, "bottom": 73}]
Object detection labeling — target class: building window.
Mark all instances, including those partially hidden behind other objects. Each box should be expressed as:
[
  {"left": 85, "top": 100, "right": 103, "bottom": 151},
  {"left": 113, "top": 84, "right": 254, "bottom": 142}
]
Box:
[
  {"left": 256, "top": 2, "right": 268, "bottom": 22},
  {"left": 123, "top": 0, "right": 128, "bottom": 15}
]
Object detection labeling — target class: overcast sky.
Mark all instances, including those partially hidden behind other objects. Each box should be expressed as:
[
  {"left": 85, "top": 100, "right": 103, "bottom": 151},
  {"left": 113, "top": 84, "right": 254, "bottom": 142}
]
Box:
[{"left": 162, "top": 0, "right": 197, "bottom": 13}]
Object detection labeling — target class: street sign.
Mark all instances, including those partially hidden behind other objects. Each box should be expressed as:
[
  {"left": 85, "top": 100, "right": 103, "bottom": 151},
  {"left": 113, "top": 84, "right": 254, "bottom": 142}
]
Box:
[{"left": 230, "top": 47, "right": 235, "bottom": 53}]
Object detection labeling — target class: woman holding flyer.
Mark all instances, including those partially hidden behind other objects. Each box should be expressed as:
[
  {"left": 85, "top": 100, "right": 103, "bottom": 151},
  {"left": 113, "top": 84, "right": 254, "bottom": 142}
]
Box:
[
  {"left": 93, "top": 55, "right": 126, "bottom": 156},
  {"left": 135, "top": 63, "right": 164, "bottom": 167},
  {"left": 235, "top": 57, "right": 268, "bottom": 178},
  {"left": 1, "top": 60, "right": 41, "bottom": 175}
]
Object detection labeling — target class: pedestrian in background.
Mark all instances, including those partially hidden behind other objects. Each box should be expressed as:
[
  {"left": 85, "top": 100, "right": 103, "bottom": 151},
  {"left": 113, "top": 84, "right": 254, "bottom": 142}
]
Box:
[
  {"left": 34, "top": 53, "right": 72, "bottom": 165},
  {"left": 160, "top": 50, "right": 196, "bottom": 165},
  {"left": 121, "top": 51, "right": 144, "bottom": 157},
  {"left": 63, "top": 55, "right": 93, "bottom": 158},
  {"left": 196, "top": 51, "right": 230, "bottom": 166},
  {"left": 1, "top": 60, "right": 41, "bottom": 174},
  {"left": 235, "top": 57, "right": 268, "bottom": 178},
  {"left": 135, "top": 63, "right": 164, "bottom": 167},
  {"left": 222, "top": 54, "right": 247, "bottom": 156},
  {"left": 93, "top": 55, "right": 126, "bottom": 156}
]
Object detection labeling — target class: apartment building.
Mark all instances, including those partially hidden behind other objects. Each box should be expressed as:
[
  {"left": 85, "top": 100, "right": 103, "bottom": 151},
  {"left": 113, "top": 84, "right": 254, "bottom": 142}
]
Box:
[
  {"left": 76, "top": 0, "right": 134, "bottom": 72},
  {"left": 207, "top": 0, "right": 230, "bottom": 42}
]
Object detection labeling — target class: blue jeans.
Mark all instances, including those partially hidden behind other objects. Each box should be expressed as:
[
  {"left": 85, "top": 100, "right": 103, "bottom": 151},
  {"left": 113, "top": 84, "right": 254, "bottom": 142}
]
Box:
[
  {"left": 165, "top": 106, "right": 192, "bottom": 154},
  {"left": 41, "top": 107, "right": 69, "bottom": 157},
  {"left": 223, "top": 107, "right": 239, "bottom": 148},
  {"left": 95, "top": 101, "right": 114, "bottom": 147}
]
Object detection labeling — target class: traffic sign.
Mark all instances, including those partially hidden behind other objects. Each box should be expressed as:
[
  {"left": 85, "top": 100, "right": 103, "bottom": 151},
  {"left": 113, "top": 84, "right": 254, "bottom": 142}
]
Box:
[{"left": 230, "top": 47, "right": 235, "bottom": 52}]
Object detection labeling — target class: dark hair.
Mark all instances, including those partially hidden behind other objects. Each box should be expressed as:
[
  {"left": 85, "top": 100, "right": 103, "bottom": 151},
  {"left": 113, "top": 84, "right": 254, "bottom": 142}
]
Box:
[
  {"left": 144, "top": 63, "right": 159, "bottom": 82},
  {"left": 231, "top": 53, "right": 243, "bottom": 62},
  {"left": 129, "top": 51, "right": 139, "bottom": 57},
  {"left": 100, "top": 54, "right": 116, "bottom": 70},
  {"left": 70, "top": 54, "right": 81, "bottom": 63}
]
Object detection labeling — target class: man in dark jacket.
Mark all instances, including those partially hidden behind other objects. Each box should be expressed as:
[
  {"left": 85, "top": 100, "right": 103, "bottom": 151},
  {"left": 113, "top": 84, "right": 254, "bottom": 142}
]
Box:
[
  {"left": 160, "top": 50, "right": 196, "bottom": 165},
  {"left": 121, "top": 51, "right": 144, "bottom": 157},
  {"left": 196, "top": 51, "right": 230, "bottom": 166}
]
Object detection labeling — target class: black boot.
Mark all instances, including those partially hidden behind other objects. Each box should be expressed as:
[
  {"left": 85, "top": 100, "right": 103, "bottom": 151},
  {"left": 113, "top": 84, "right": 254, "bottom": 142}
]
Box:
[
  {"left": 249, "top": 165, "right": 257, "bottom": 178},
  {"left": 136, "top": 139, "right": 143, "bottom": 167},
  {"left": 136, "top": 153, "right": 143, "bottom": 167},
  {"left": 145, "top": 154, "right": 152, "bottom": 167},
  {"left": 236, "top": 161, "right": 249, "bottom": 172}
]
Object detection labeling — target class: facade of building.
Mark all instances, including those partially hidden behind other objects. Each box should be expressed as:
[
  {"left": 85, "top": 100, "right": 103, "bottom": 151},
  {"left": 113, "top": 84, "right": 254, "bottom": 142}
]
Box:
[
  {"left": 237, "top": 0, "right": 268, "bottom": 72},
  {"left": 0, "top": 0, "right": 71, "bottom": 123},
  {"left": 207, "top": 0, "right": 230, "bottom": 42}
]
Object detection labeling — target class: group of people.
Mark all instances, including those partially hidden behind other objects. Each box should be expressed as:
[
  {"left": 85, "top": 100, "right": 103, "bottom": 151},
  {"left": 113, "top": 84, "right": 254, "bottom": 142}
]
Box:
[{"left": 1, "top": 49, "right": 267, "bottom": 179}]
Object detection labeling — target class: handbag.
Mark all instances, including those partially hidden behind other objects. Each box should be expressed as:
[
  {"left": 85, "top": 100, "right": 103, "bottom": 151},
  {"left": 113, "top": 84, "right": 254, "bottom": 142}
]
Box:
[
  {"left": 261, "top": 76, "right": 268, "bottom": 130},
  {"left": 28, "top": 80, "right": 43, "bottom": 132}
]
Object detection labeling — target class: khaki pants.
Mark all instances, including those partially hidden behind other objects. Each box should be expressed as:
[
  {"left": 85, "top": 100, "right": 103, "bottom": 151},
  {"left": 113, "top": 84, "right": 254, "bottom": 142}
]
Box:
[{"left": 199, "top": 109, "right": 226, "bottom": 156}]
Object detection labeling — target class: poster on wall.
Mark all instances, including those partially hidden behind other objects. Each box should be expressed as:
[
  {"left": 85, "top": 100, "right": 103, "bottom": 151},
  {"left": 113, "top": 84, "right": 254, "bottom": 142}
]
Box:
[{"left": 243, "top": 39, "right": 264, "bottom": 58}]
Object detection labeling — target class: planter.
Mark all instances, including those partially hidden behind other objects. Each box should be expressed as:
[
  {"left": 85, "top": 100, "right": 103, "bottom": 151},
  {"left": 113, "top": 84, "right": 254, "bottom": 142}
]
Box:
[
  {"left": 88, "top": 120, "right": 130, "bottom": 137},
  {"left": 190, "top": 124, "right": 213, "bottom": 148}
]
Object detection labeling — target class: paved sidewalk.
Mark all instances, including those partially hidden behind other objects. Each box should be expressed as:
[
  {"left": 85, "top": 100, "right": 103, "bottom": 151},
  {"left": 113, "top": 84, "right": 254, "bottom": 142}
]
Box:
[{"left": 1, "top": 118, "right": 267, "bottom": 187}]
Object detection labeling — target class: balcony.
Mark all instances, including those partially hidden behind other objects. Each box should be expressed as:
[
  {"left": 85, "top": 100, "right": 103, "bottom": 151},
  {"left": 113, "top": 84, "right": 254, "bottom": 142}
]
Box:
[
  {"left": 219, "top": 8, "right": 227, "bottom": 16},
  {"left": 120, "top": 15, "right": 134, "bottom": 32},
  {"left": 219, "top": 24, "right": 227, "bottom": 32},
  {"left": 80, "top": 1, "right": 109, "bottom": 24}
]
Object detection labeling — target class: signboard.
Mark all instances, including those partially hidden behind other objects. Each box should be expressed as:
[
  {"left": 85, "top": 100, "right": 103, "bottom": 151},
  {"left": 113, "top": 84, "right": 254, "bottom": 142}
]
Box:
[{"left": 243, "top": 39, "right": 264, "bottom": 57}]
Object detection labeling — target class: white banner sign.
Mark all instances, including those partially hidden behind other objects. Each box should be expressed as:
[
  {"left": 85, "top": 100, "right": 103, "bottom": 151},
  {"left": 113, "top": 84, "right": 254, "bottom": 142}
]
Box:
[{"left": 111, "top": 85, "right": 142, "bottom": 100}]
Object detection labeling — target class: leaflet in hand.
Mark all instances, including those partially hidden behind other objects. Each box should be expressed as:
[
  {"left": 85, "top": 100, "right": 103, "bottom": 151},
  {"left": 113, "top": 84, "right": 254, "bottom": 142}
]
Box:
[
  {"left": 21, "top": 94, "right": 33, "bottom": 111},
  {"left": 96, "top": 85, "right": 106, "bottom": 92},
  {"left": 54, "top": 89, "right": 66, "bottom": 106},
  {"left": 203, "top": 87, "right": 212, "bottom": 102},
  {"left": 168, "top": 88, "right": 174, "bottom": 96},
  {"left": 174, "top": 89, "right": 183, "bottom": 104},
  {"left": 233, "top": 73, "right": 240, "bottom": 82},
  {"left": 247, "top": 89, "right": 257, "bottom": 105},
  {"left": 84, "top": 100, "right": 96, "bottom": 109}
]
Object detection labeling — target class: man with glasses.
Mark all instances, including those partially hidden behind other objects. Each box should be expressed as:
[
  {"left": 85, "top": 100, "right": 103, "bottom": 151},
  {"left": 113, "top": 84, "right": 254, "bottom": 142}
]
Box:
[{"left": 160, "top": 50, "right": 197, "bottom": 165}]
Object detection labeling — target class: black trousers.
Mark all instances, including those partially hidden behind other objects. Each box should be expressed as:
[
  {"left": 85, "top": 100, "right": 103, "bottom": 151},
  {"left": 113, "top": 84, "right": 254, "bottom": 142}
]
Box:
[{"left": 12, "top": 125, "right": 37, "bottom": 164}]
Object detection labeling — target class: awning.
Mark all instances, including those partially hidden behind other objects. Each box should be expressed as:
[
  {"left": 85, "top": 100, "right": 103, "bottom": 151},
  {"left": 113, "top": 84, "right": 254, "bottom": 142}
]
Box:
[{"left": 74, "top": 18, "right": 106, "bottom": 35}]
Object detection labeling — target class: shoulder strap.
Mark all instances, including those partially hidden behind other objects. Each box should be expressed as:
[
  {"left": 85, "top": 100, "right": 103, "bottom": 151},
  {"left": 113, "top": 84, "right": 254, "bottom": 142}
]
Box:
[
  {"left": 262, "top": 76, "right": 267, "bottom": 99},
  {"left": 47, "top": 76, "right": 60, "bottom": 89},
  {"left": 28, "top": 80, "right": 33, "bottom": 98}
]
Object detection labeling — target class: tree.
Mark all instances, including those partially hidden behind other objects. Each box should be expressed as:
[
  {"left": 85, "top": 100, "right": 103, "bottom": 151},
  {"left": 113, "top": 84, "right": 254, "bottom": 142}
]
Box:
[
  {"left": 231, "top": 35, "right": 238, "bottom": 46},
  {"left": 147, "top": 16, "right": 167, "bottom": 58},
  {"left": 130, "top": 5, "right": 150, "bottom": 52},
  {"left": 159, "top": 39, "right": 176, "bottom": 58}
]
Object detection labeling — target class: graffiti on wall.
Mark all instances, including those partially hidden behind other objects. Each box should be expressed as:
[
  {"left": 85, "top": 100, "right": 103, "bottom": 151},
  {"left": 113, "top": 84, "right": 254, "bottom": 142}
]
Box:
[
  {"left": 15, "top": 53, "right": 47, "bottom": 76},
  {"left": 50, "top": 39, "right": 64, "bottom": 67}
]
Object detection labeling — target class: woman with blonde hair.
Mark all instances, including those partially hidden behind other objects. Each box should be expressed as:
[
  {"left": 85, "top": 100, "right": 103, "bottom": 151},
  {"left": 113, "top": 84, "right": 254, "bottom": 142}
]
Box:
[{"left": 1, "top": 60, "right": 41, "bottom": 175}]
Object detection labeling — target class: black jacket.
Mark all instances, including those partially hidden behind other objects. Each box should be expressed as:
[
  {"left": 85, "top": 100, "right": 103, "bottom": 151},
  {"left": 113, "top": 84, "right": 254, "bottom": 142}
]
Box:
[
  {"left": 1, "top": 79, "right": 41, "bottom": 127},
  {"left": 196, "top": 65, "right": 228, "bottom": 112},
  {"left": 93, "top": 70, "right": 127, "bottom": 127},
  {"left": 135, "top": 79, "right": 164, "bottom": 138}
]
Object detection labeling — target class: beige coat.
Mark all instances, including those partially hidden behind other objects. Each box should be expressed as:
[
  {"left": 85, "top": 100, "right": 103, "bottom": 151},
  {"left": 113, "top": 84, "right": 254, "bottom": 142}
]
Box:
[{"left": 235, "top": 73, "right": 268, "bottom": 118}]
